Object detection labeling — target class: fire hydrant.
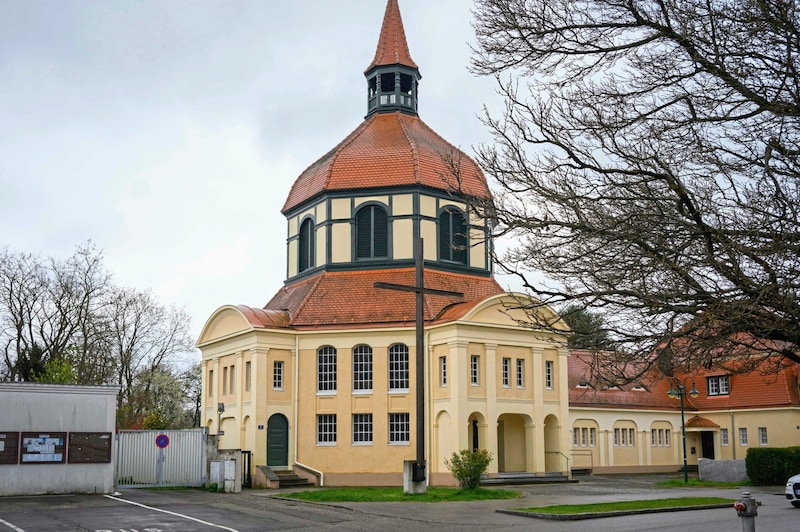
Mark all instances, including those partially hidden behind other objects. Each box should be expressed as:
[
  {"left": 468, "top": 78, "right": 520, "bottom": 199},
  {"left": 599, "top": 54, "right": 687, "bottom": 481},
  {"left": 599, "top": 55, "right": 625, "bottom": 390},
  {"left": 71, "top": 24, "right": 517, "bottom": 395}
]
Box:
[{"left": 733, "top": 491, "right": 757, "bottom": 532}]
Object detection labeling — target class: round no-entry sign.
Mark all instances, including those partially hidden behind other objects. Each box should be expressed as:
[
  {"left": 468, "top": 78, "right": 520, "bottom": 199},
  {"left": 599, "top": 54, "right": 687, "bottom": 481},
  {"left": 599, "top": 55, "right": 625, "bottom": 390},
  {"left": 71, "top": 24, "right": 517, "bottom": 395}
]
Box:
[{"left": 155, "top": 434, "right": 170, "bottom": 448}]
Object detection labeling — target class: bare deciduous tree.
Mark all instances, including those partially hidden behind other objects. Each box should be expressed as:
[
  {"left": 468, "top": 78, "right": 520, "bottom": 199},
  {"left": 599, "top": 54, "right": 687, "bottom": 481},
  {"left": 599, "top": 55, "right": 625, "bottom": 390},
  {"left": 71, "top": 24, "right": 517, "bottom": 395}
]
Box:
[{"left": 470, "top": 0, "right": 800, "bottom": 379}]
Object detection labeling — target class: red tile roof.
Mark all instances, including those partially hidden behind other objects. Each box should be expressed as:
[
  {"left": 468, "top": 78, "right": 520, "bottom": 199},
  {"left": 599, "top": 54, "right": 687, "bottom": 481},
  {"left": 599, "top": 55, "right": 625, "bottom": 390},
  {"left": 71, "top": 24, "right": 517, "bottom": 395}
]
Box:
[
  {"left": 365, "top": 0, "right": 419, "bottom": 74},
  {"left": 282, "top": 112, "right": 491, "bottom": 213},
  {"left": 685, "top": 416, "right": 719, "bottom": 429},
  {"left": 568, "top": 350, "right": 800, "bottom": 411},
  {"left": 262, "top": 267, "right": 504, "bottom": 329}
]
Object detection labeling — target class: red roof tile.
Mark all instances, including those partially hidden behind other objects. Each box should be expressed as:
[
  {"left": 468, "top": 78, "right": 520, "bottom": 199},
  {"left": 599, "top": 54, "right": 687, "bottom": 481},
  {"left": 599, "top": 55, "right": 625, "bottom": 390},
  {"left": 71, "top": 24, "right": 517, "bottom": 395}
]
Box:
[
  {"left": 685, "top": 416, "right": 719, "bottom": 429},
  {"left": 282, "top": 112, "right": 491, "bottom": 213},
  {"left": 262, "top": 268, "right": 503, "bottom": 329},
  {"left": 568, "top": 350, "right": 800, "bottom": 411},
  {"left": 365, "top": 0, "right": 419, "bottom": 73}
]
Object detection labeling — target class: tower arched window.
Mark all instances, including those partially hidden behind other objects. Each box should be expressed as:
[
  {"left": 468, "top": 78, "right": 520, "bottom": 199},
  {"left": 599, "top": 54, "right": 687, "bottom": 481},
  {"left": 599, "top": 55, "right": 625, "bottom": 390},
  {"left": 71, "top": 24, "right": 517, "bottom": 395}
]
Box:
[
  {"left": 355, "top": 205, "right": 388, "bottom": 259},
  {"left": 298, "top": 217, "right": 315, "bottom": 273},
  {"left": 438, "top": 208, "right": 467, "bottom": 264}
]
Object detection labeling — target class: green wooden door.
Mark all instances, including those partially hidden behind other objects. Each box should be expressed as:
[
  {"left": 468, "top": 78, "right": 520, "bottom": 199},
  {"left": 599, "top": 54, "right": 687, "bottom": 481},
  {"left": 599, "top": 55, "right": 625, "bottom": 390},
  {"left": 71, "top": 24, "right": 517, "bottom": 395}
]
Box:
[{"left": 267, "top": 414, "right": 288, "bottom": 467}]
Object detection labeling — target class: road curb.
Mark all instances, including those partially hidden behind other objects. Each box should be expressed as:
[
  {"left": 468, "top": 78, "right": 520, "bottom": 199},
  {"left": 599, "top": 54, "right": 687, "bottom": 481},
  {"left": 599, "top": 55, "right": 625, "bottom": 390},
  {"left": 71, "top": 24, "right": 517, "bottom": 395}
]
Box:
[{"left": 497, "top": 502, "right": 734, "bottom": 520}]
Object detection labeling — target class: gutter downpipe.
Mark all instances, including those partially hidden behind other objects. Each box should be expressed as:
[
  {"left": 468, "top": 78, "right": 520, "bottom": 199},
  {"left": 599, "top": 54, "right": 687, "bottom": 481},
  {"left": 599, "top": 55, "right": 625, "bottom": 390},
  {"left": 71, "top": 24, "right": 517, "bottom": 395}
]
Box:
[
  {"left": 426, "top": 331, "right": 431, "bottom": 487},
  {"left": 292, "top": 334, "right": 324, "bottom": 486}
]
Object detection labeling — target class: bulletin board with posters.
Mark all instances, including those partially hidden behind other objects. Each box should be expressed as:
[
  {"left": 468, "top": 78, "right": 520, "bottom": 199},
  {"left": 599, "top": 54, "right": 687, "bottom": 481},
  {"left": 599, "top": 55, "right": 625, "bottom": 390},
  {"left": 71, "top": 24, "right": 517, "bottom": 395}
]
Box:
[
  {"left": 0, "top": 432, "right": 20, "bottom": 465},
  {"left": 20, "top": 432, "right": 67, "bottom": 464},
  {"left": 68, "top": 432, "right": 112, "bottom": 463}
]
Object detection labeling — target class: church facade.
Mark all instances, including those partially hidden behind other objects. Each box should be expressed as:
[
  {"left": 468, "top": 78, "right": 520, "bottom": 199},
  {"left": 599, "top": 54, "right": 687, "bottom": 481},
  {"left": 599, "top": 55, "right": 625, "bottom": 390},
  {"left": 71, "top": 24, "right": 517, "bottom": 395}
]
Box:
[
  {"left": 197, "top": 0, "right": 570, "bottom": 486},
  {"left": 197, "top": 0, "right": 800, "bottom": 486}
]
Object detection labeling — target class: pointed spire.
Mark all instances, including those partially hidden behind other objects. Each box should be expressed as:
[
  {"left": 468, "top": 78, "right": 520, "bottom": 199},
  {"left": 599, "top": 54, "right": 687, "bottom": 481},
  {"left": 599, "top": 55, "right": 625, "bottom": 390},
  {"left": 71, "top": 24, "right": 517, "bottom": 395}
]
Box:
[{"left": 365, "top": 0, "right": 419, "bottom": 74}]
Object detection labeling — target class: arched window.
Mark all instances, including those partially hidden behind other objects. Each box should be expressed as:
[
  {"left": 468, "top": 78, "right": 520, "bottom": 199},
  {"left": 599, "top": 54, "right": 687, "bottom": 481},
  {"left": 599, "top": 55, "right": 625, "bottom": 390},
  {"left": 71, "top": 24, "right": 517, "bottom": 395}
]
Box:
[
  {"left": 298, "top": 218, "right": 315, "bottom": 272},
  {"left": 438, "top": 208, "right": 467, "bottom": 264},
  {"left": 356, "top": 205, "right": 388, "bottom": 259},
  {"left": 388, "top": 343, "right": 409, "bottom": 391},
  {"left": 317, "top": 346, "right": 337, "bottom": 392}
]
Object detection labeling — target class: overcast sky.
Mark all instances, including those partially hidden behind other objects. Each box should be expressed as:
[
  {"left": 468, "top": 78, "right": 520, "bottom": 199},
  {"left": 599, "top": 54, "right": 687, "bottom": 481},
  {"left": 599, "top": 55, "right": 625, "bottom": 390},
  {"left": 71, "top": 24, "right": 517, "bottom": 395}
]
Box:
[{"left": 0, "top": 0, "right": 512, "bottom": 347}]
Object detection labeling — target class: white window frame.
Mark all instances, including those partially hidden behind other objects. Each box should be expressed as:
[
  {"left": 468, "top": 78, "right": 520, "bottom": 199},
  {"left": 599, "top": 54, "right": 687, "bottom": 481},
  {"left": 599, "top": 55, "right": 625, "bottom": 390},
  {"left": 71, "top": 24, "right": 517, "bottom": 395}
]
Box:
[
  {"left": 470, "top": 355, "right": 480, "bottom": 385},
  {"left": 317, "top": 414, "right": 337, "bottom": 445},
  {"left": 739, "top": 427, "right": 748, "bottom": 446},
  {"left": 389, "top": 344, "right": 409, "bottom": 392},
  {"left": 352, "top": 413, "right": 373, "bottom": 445},
  {"left": 545, "top": 360, "right": 554, "bottom": 389},
  {"left": 273, "top": 360, "right": 284, "bottom": 390},
  {"left": 516, "top": 358, "right": 524, "bottom": 388},
  {"left": 759, "top": 427, "right": 768, "bottom": 446},
  {"left": 502, "top": 358, "right": 510, "bottom": 387},
  {"left": 389, "top": 413, "right": 410, "bottom": 444},
  {"left": 245, "top": 361, "right": 252, "bottom": 391},
  {"left": 721, "top": 428, "right": 729, "bottom": 446},
  {"left": 352, "top": 344, "right": 373, "bottom": 393},
  {"left": 317, "top": 346, "right": 337, "bottom": 394},
  {"left": 589, "top": 428, "right": 596, "bottom": 446},
  {"left": 439, "top": 356, "right": 447, "bottom": 387},
  {"left": 707, "top": 375, "right": 730, "bottom": 396}
]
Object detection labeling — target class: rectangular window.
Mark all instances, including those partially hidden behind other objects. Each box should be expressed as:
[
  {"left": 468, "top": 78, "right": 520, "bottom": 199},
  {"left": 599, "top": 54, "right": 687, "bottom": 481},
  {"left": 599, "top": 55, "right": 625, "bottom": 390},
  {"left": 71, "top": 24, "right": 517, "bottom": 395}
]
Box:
[
  {"left": 629, "top": 428, "right": 635, "bottom": 446},
  {"left": 620, "top": 428, "right": 627, "bottom": 446},
  {"left": 589, "top": 428, "right": 596, "bottom": 446},
  {"left": 502, "top": 358, "right": 510, "bottom": 387},
  {"left": 439, "top": 356, "right": 447, "bottom": 386},
  {"left": 516, "top": 359, "right": 524, "bottom": 388},
  {"left": 245, "top": 361, "right": 252, "bottom": 391},
  {"left": 658, "top": 429, "right": 664, "bottom": 446},
  {"left": 317, "top": 414, "right": 337, "bottom": 445},
  {"left": 223, "top": 366, "right": 229, "bottom": 395},
  {"left": 614, "top": 428, "right": 620, "bottom": 446},
  {"left": 665, "top": 429, "right": 670, "bottom": 447},
  {"left": 545, "top": 360, "right": 554, "bottom": 389},
  {"left": 389, "top": 344, "right": 409, "bottom": 391},
  {"left": 581, "top": 427, "right": 587, "bottom": 446},
  {"left": 317, "top": 347, "right": 337, "bottom": 392},
  {"left": 389, "top": 413, "right": 410, "bottom": 444},
  {"left": 707, "top": 375, "right": 730, "bottom": 396},
  {"left": 651, "top": 430, "right": 656, "bottom": 447},
  {"left": 759, "top": 427, "right": 768, "bottom": 446},
  {"left": 470, "top": 355, "right": 480, "bottom": 385},
  {"left": 352, "top": 414, "right": 373, "bottom": 444},
  {"left": 739, "top": 427, "right": 748, "bottom": 446},
  {"left": 208, "top": 369, "right": 214, "bottom": 396},
  {"left": 573, "top": 428, "right": 579, "bottom": 446},
  {"left": 273, "top": 361, "right": 284, "bottom": 390},
  {"left": 229, "top": 364, "right": 235, "bottom": 394},
  {"left": 353, "top": 345, "right": 373, "bottom": 392},
  {"left": 721, "top": 428, "right": 729, "bottom": 446}
]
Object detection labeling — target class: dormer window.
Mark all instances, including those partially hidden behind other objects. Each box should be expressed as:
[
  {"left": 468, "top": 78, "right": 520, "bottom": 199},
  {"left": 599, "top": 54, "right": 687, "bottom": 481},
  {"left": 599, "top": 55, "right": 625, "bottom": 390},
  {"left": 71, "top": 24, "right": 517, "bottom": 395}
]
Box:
[
  {"left": 707, "top": 375, "right": 730, "bottom": 396},
  {"left": 298, "top": 218, "right": 315, "bottom": 272},
  {"left": 356, "top": 205, "right": 388, "bottom": 259},
  {"left": 438, "top": 207, "right": 467, "bottom": 264}
]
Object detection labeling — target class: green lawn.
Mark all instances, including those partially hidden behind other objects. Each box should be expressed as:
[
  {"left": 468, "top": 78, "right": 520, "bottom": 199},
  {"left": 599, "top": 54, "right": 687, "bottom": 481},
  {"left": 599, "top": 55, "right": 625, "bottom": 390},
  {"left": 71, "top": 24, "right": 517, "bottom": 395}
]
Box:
[
  {"left": 657, "top": 478, "right": 747, "bottom": 488},
  {"left": 277, "top": 486, "right": 520, "bottom": 503},
  {"left": 514, "top": 497, "right": 734, "bottom": 514}
]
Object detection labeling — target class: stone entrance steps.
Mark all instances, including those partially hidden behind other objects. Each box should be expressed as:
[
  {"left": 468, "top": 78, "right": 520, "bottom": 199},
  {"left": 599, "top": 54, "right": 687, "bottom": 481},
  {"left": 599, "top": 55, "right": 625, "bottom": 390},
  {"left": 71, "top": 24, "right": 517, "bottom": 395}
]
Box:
[{"left": 481, "top": 472, "right": 576, "bottom": 486}]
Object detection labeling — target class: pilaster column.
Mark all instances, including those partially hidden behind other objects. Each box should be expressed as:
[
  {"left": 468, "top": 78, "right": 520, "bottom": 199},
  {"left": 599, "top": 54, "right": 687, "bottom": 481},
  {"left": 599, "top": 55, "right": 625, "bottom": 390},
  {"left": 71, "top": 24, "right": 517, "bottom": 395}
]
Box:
[
  {"left": 449, "top": 339, "right": 470, "bottom": 451},
  {"left": 485, "top": 343, "right": 498, "bottom": 474}
]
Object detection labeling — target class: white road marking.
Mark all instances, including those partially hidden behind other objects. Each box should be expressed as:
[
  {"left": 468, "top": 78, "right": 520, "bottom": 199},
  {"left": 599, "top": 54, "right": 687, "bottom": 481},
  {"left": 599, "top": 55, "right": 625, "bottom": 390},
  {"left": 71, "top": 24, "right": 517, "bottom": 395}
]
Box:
[
  {"left": 0, "top": 519, "right": 25, "bottom": 532},
  {"left": 103, "top": 495, "right": 239, "bottom": 532}
]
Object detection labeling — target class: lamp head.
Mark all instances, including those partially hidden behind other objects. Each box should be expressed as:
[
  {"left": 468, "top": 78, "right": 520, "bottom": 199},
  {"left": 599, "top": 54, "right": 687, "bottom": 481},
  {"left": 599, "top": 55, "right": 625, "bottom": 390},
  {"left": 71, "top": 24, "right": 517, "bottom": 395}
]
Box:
[
  {"left": 689, "top": 384, "right": 700, "bottom": 398},
  {"left": 217, "top": 402, "right": 225, "bottom": 414}
]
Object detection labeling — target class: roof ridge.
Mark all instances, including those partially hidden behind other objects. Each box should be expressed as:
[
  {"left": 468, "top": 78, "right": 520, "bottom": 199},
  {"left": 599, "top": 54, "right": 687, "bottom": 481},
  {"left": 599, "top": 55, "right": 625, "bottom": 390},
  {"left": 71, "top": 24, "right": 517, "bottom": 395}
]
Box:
[
  {"left": 323, "top": 116, "right": 377, "bottom": 192},
  {"left": 396, "top": 113, "right": 421, "bottom": 185},
  {"left": 286, "top": 273, "right": 325, "bottom": 325}
]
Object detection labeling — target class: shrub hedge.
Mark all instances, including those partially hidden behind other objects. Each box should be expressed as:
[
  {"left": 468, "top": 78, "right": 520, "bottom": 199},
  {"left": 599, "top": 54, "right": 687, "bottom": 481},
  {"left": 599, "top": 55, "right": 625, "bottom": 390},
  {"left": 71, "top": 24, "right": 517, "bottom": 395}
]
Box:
[{"left": 746, "top": 447, "right": 800, "bottom": 485}]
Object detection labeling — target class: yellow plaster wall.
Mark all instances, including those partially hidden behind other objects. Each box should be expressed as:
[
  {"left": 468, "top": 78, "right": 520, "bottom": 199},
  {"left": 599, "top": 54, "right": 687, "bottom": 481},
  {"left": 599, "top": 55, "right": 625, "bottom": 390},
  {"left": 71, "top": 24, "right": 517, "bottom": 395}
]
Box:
[
  {"left": 315, "top": 225, "right": 327, "bottom": 267},
  {"left": 393, "top": 194, "right": 413, "bottom": 216},
  {"left": 467, "top": 343, "right": 486, "bottom": 399},
  {"left": 331, "top": 223, "right": 350, "bottom": 263},
  {"left": 469, "top": 228, "right": 486, "bottom": 269},
  {"left": 287, "top": 239, "right": 298, "bottom": 277},
  {"left": 331, "top": 198, "right": 350, "bottom": 220},
  {"left": 420, "top": 220, "right": 437, "bottom": 260},
  {"left": 419, "top": 195, "right": 437, "bottom": 218},
  {"left": 393, "top": 219, "right": 414, "bottom": 259},
  {"left": 354, "top": 196, "right": 388, "bottom": 208}
]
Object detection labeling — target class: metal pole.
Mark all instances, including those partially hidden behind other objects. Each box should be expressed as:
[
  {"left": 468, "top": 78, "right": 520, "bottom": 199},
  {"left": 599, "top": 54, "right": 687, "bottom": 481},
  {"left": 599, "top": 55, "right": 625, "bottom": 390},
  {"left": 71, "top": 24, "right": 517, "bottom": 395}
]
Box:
[
  {"left": 414, "top": 237, "right": 425, "bottom": 481},
  {"left": 680, "top": 387, "right": 688, "bottom": 483}
]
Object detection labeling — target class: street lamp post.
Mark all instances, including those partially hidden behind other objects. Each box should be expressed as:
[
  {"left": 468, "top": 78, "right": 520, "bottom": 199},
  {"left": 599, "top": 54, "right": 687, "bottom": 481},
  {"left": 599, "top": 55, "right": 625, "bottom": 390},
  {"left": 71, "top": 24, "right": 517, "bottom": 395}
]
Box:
[{"left": 667, "top": 377, "right": 699, "bottom": 483}]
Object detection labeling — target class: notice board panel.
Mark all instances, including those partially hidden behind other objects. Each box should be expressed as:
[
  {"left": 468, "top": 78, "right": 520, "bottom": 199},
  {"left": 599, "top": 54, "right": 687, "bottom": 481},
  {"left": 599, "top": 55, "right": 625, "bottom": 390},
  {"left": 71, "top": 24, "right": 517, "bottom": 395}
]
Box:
[
  {"left": 68, "top": 432, "right": 112, "bottom": 463},
  {"left": 0, "top": 432, "right": 19, "bottom": 465},
  {"left": 20, "top": 432, "right": 66, "bottom": 464}
]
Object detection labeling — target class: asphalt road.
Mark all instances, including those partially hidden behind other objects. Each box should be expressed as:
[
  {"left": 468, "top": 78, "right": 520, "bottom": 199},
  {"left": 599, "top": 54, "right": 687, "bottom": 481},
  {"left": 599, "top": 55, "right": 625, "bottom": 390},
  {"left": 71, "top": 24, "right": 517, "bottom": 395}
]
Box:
[{"left": 0, "top": 474, "right": 796, "bottom": 531}]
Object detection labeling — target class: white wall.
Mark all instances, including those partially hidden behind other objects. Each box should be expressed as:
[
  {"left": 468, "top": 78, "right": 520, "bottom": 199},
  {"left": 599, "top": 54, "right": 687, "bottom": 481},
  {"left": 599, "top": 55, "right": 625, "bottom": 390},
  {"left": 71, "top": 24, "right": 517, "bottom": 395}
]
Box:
[{"left": 0, "top": 383, "right": 119, "bottom": 495}]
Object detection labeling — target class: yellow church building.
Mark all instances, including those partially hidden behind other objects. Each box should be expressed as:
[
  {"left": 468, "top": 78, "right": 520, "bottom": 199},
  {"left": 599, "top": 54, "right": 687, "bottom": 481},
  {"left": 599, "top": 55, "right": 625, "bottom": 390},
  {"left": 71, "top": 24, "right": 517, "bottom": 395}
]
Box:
[
  {"left": 197, "top": 0, "right": 570, "bottom": 487},
  {"left": 197, "top": 0, "right": 800, "bottom": 486}
]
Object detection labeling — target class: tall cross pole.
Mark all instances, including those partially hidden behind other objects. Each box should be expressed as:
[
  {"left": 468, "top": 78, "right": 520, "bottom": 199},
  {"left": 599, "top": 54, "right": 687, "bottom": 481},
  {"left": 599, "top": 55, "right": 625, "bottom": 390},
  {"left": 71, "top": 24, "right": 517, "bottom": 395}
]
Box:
[{"left": 375, "top": 237, "right": 463, "bottom": 483}]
